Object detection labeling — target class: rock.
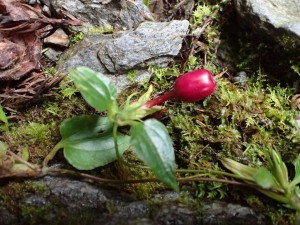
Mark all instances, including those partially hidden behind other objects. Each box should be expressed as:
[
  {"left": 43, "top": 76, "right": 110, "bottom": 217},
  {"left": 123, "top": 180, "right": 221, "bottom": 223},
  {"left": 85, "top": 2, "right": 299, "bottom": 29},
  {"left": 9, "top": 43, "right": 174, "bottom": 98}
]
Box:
[
  {"left": 57, "top": 20, "right": 189, "bottom": 91},
  {"left": 0, "top": 207, "right": 19, "bottom": 225},
  {"left": 50, "top": 0, "right": 154, "bottom": 32},
  {"left": 0, "top": 177, "right": 269, "bottom": 225},
  {"left": 98, "top": 20, "right": 190, "bottom": 73},
  {"left": 57, "top": 34, "right": 110, "bottom": 73},
  {"left": 234, "top": 0, "right": 300, "bottom": 48},
  {"left": 43, "top": 48, "right": 63, "bottom": 61},
  {"left": 232, "top": 71, "right": 248, "bottom": 86},
  {"left": 202, "top": 201, "right": 267, "bottom": 225},
  {"left": 43, "top": 28, "right": 70, "bottom": 48}
]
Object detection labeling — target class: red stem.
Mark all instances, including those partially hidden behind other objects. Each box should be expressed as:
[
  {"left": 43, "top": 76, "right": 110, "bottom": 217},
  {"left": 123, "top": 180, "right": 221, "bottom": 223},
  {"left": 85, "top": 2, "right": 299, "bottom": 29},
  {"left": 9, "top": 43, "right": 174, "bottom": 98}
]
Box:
[{"left": 143, "top": 89, "right": 177, "bottom": 108}]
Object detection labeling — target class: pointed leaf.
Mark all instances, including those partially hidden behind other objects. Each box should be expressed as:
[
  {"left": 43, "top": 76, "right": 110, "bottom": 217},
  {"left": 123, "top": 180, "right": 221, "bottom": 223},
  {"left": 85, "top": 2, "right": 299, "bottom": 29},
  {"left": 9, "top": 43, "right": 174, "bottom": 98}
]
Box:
[
  {"left": 130, "top": 119, "right": 178, "bottom": 191},
  {"left": 70, "top": 67, "right": 117, "bottom": 112},
  {"left": 221, "top": 158, "right": 258, "bottom": 182},
  {"left": 60, "top": 115, "right": 130, "bottom": 170},
  {"left": 270, "top": 149, "right": 289, "bottom": 188},
  {"left": 291, "top": 154, "right": 300, "bottom": 186},
  {"left": 64, "top": 132, "right": 130, "bottom": 170},
  {"left": 294, "top": 154, "right": 300, "bottom": 178},
  {"left": 60, "top": 115, "right": 112, "bottom": 141},
  {"left": 254, "top": 167, "right": 279, "bottom": 189},
  {"left": 119, "top": 85, "right": 162, "bottom": 122}
]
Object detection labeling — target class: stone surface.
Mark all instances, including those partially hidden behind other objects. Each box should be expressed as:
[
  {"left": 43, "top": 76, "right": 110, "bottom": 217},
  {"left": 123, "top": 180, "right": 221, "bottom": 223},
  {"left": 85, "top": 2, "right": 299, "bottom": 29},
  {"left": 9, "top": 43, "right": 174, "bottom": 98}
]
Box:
[
  {"left": 50, "top": 0, "right": 154, "bottom": 32},
  {"left": 202, "top": 201, "right": 267, "bottom": 225},
  {"left": 43, "top": 48, "right": 63, "bottom": 61},
  {"left": 44, "top": 28, "right": 70, "bottom": 47},
  {"left": 0, "top": 176, "right": 269, "bottom": 225},
  {"left": 234, "top": 0, "right": 300, "bottom": 48},
  {"left": 57, "top": 20, "right": 189, "bottom": 91},
  {"left": 98, "top": 20, "right": 190, "bottom": 73}
]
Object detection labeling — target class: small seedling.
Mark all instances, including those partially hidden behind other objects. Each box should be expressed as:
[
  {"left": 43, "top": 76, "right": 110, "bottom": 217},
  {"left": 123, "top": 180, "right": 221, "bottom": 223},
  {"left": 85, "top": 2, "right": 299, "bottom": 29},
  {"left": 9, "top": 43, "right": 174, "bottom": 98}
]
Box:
[
  {"left": 43, "top": 66, "right": 216, "bottom": 191},
  {"left": 222, "top": 148, "right": 300, "bottom": 211}
]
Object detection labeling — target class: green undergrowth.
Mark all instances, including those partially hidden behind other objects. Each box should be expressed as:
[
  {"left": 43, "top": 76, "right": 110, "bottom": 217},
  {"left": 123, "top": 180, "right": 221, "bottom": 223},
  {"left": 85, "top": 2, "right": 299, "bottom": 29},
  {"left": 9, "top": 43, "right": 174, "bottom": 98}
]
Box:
[
  {"left": 2, "top": 79, "right": 94, "bottom": 164},
  {"left": 168, "top": 74, "right": 299, "bottom": 169},
  {"left": 0, "top": 0, "right": 299, "bottom": 223}
]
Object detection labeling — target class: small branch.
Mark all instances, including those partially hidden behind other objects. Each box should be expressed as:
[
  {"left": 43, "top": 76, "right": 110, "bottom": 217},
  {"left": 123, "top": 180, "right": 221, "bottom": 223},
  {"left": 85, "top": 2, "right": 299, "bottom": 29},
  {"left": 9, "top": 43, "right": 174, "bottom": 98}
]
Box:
[
  {"left": 8, "top": 150, "right": 39, "bottom": 171},
  {"left": 45, "top": 168, "right": 262, "bottom": 190},
  {"left": 0, "top": 166, "right": 284, "bottom": 197},
  {"left": 180, "top": 18, "right": 213, "bottom": 73},
  {"left": 214, "top": 68, "right": 228, "bottom": 80},
  {"left": 113, "top": 124, "right": 121, "bottom": 160}
]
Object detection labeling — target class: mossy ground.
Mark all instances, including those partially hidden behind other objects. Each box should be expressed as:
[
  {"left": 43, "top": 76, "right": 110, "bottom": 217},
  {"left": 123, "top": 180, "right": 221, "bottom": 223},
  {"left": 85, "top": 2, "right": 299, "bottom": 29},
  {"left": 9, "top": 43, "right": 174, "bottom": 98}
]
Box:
[{"left": 0, "top": 0, "right": 299, "bottom": 224}]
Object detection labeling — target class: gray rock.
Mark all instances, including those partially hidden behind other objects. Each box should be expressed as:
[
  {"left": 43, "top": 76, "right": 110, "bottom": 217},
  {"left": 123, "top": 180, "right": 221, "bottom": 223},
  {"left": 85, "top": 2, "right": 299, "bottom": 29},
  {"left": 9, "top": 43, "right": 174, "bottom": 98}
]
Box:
[
  {"left": 234, "top": 0, "right": 300, "bottom": 48},
  {"left": 50, "top": 0, "right": 154, "bottom": 32},
  {"left": 202, "top": 201, "right": 267, "bottom": 225},
  {"left": 57, "top": 34, "right": 110, "bottom": 74},
  {"left": 43, "top": 48, "right": 63, "bottom": 61},
  {"left": 57, "top": 20, "right": 189, "bottom": 92},
  {"left": 0, "top": 207, "right": 19, "bottom": 225},
  {"left": 44, "top": 28, "right": 70, "bottom": 48},
  {"left": 98, "top": 20, "right": 190, "bottom": 73},
  {"left": 232, "top": 71, "right": 248, "bottom": 86},
  {"left": 0, "top": 176, "right": 268, "bottom": 225}
]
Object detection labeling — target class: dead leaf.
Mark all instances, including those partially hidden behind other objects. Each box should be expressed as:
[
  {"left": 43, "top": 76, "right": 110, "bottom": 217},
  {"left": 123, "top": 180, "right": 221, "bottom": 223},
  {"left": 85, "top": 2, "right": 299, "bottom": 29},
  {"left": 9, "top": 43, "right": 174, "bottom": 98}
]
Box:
[{"left": 0, "top": 0, "right": 83, "bottom": 107}]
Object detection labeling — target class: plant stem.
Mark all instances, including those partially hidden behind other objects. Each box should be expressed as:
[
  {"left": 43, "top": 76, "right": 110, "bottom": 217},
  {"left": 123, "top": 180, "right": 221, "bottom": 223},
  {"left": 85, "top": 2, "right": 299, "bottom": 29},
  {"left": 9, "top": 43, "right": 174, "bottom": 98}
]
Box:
[
  {"left": 42, "top": 142, "right": 64, "bottom": 167},
  {"left": 45, "top": 167, "right": 257, "bottom": 187},
  {"left": 177, "top": 168, "right": 249, "bottom": 180},
  {"left": 8, "top": 150, "right": 39, "bottom": 171},
  {"left": 143, "top": 89, "right": 177, "bottom": 108},
  {"left": 113, "top": 123, "right": 121, "bottom": 160}
]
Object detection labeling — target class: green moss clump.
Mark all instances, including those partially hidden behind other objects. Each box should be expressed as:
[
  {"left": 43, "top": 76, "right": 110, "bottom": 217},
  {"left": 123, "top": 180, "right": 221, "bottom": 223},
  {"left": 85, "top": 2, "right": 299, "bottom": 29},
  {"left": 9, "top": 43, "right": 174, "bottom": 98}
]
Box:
[{"left": 168, "top": 74, "right": 299, "bottom": 166}]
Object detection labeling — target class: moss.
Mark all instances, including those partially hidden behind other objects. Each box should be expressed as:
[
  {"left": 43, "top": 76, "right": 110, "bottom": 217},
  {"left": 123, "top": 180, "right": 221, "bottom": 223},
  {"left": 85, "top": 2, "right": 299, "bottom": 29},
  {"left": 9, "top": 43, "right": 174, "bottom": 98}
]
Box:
[
  {"left": 0, "top": 181, "right": 47, "bottom": 214},
  {"left": 276, "top": 34, "right": 298, "bottom": 52},
  {"left": 0, "top": 1, "right": 298, "bottom": 223},
  {"left": 20, "top": 204, "right": 51, "bottom": 225},
  {"left": 2, "top": 84, "right": 94, "bottom": 164},
  {"left": 44, "top": 66, "right": 57, "bottom": 78},
  {"left": 115, "top": 152, "right": 165, "bottom": 199},
  {"left": 87, "top": 24, "right": 114, "bottom": 35},
  {"left": 127, "top": 70, "right": 138, "bottom": 83},
  {"left": 69, "top": 31, "right": 85, "bottom": 44}
]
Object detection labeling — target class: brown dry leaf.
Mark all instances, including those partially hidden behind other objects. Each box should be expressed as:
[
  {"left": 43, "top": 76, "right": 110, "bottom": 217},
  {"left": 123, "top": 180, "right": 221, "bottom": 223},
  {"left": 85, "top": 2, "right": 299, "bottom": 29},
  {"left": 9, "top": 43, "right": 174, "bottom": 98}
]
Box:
[
  {"left": 0, "top": 33, "right": 41, "bottom": 80},
  {"left": 0, "top": 0, "right": 83, "bottom": 107},
  {"left": 0, "top": 0, "right": 83, "bottom": 81}
]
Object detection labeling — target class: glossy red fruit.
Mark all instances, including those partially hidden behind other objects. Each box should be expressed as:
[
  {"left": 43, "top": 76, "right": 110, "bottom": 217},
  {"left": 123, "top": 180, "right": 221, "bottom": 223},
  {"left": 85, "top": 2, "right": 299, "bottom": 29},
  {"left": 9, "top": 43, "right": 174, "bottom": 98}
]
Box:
[
  {"left": 143, "top": 69, "right": 216, "bottom": 108},
  {"left": 174, "top": 69, "right": 216, "bottom": 102}
]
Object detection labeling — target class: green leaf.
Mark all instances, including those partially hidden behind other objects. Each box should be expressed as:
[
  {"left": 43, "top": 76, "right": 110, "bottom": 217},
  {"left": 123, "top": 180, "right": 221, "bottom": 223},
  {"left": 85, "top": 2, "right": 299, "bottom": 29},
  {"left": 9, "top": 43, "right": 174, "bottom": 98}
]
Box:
[
  {"left": 70, "top": 66, "right": 117, "bottom": 112},
  {"left": 254, "top": 167, "right": 279, "bottom": 189},
  {"left": 118, "top": 85, "right": 161, "bottom": 124},
  {"left": 291, "top": 154, "right": 300, "bottom": 186},
  {"left": 270, "top": 149, "right": 289, "bottom": 188},
  {"left": 221, "top": 158, "right": 258, "bottom": 182},
  {"left": 60, "top": 115, "right": 130, "bottom": 170},
  {"left": 0, "top": 105, "right": 9, "bottom": 131},
  {"left": 60, "top": 115, "right": 112, "bottom": 141},
  {"left": 64, "top": 132, "right": 130, "bottom": 170},
  {"left": 130, "top": 119, "right": 179, "bottom": 191}
]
